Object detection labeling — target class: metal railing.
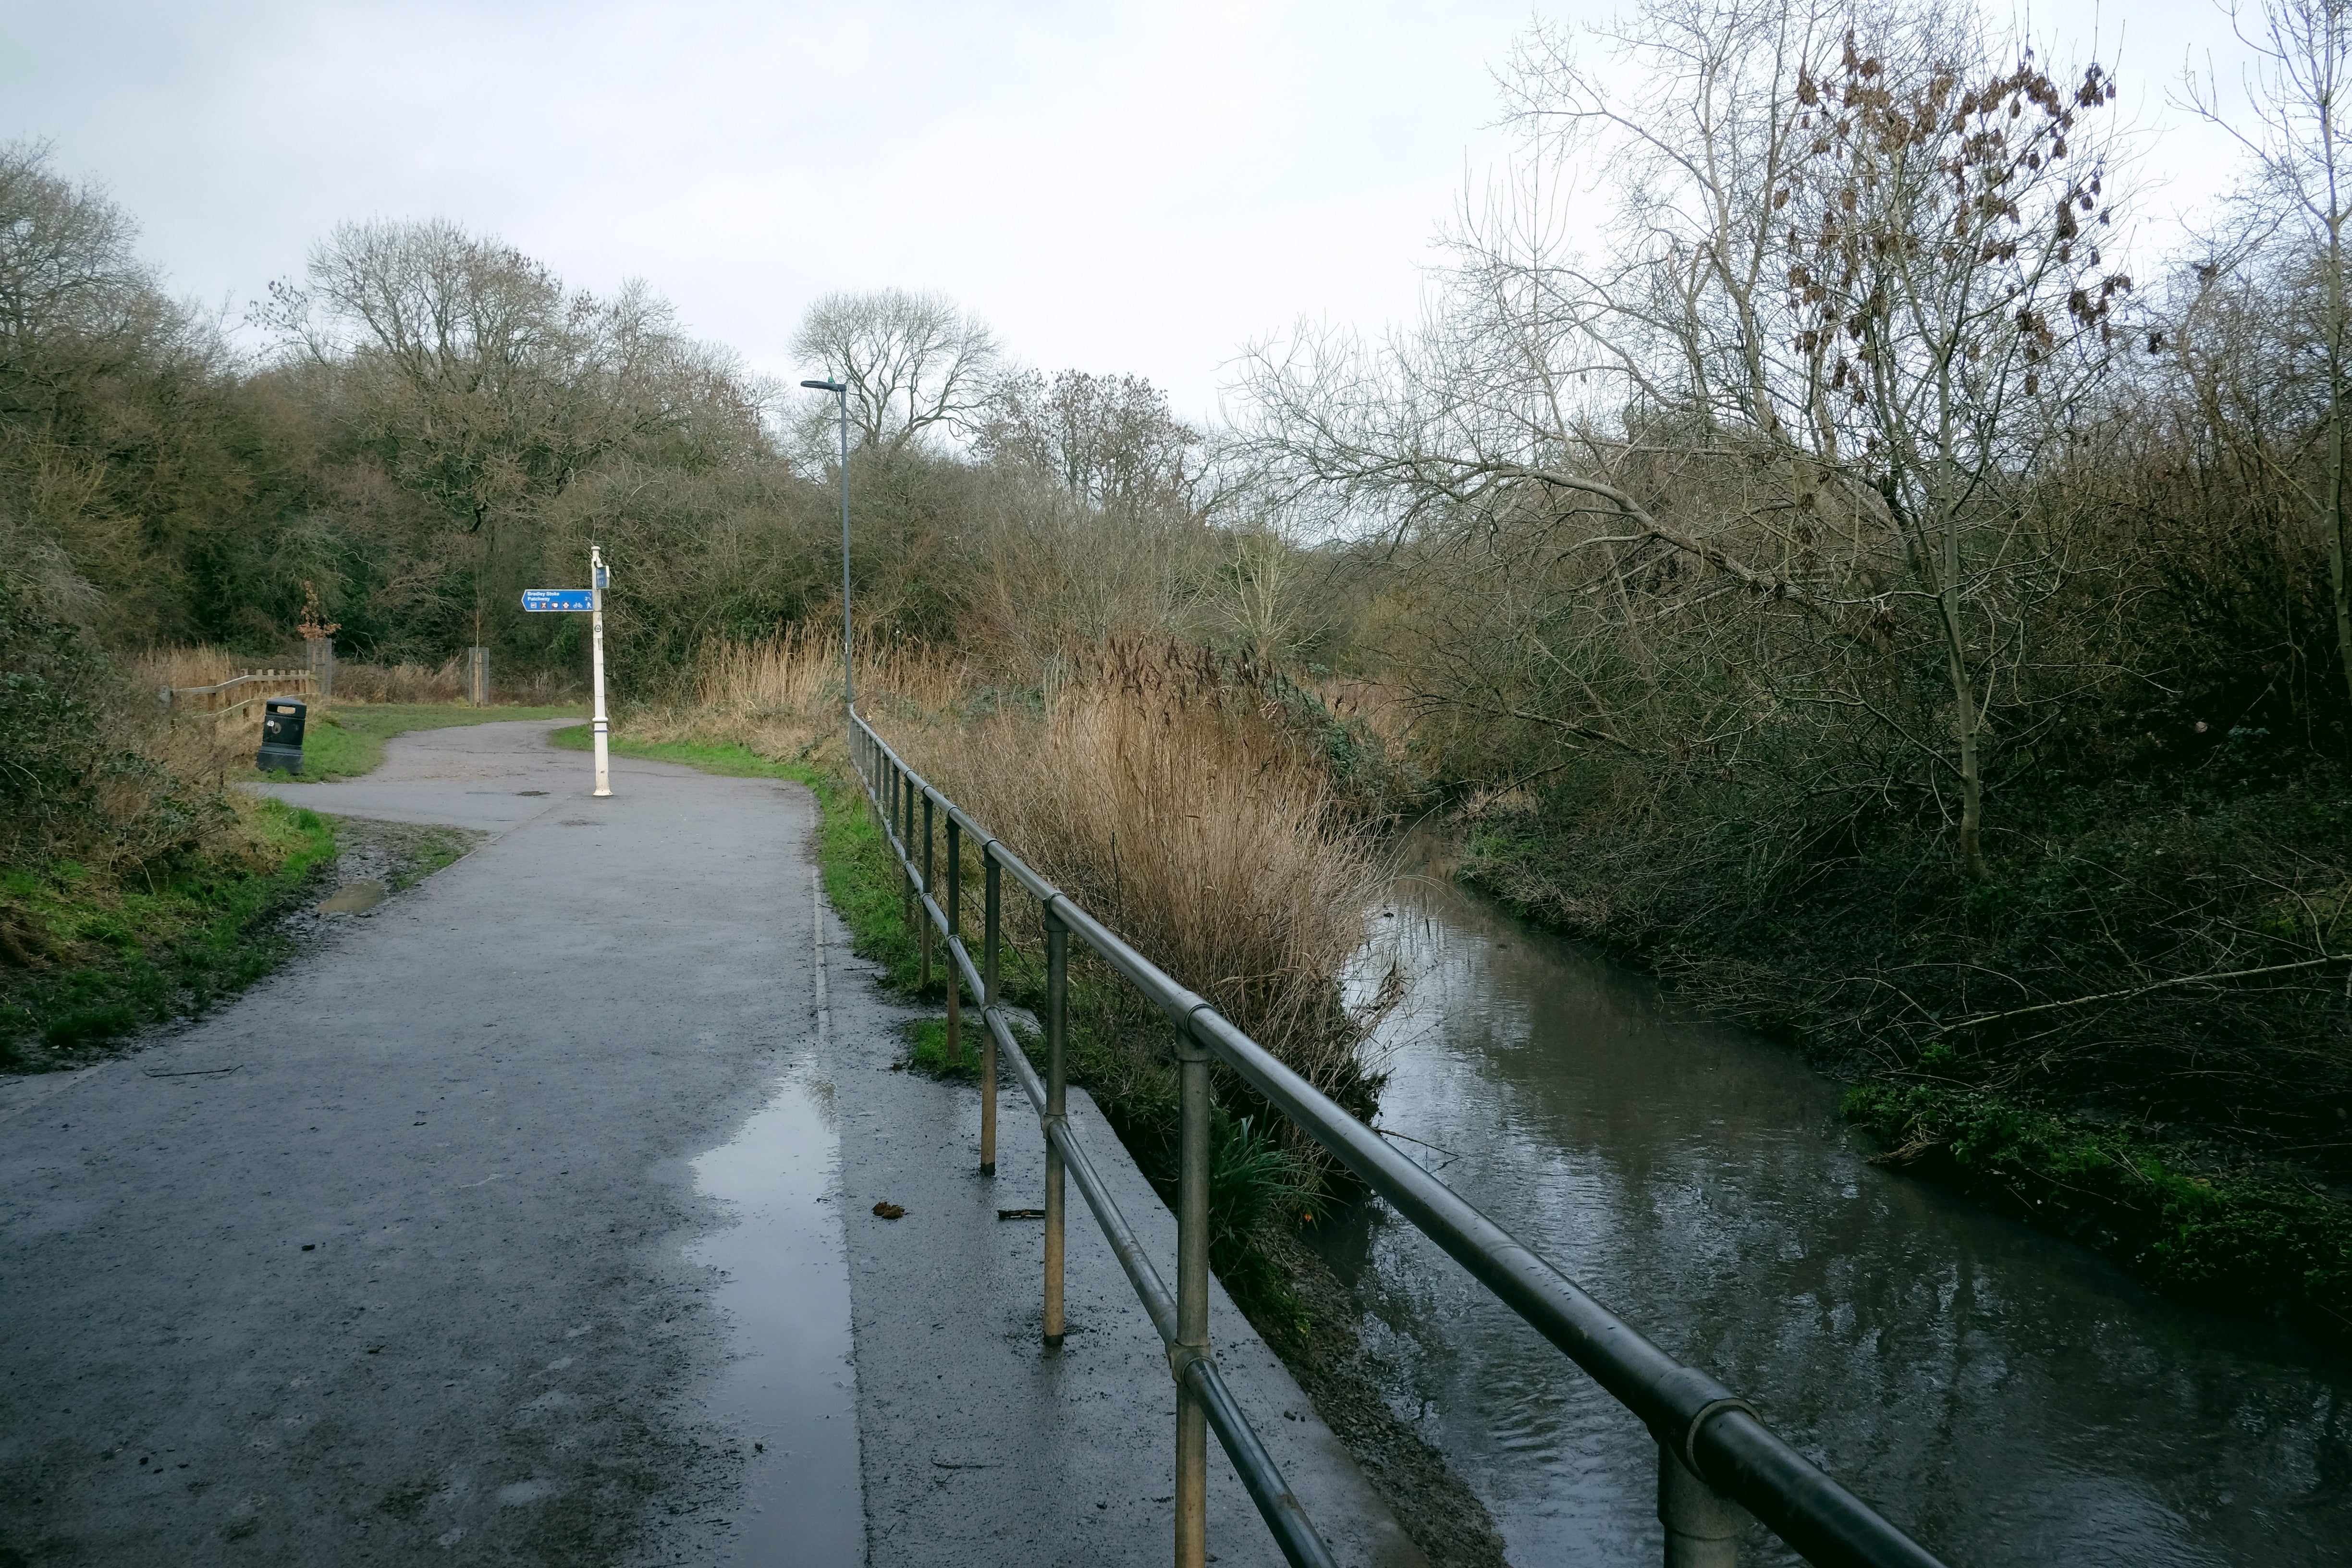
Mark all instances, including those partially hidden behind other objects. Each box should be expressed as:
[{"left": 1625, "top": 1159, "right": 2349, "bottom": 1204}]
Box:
[{"left": 850, "top": 708, "right": 1948, "bottom": 1568}]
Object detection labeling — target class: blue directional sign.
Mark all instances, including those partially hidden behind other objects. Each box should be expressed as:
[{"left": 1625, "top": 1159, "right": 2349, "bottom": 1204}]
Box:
[{"left": 521, "top": 589, "right": 594, "bottom": 612}]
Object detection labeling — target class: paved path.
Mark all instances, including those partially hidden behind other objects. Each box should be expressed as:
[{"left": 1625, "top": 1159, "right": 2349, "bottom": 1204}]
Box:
[{"left": 0, "top": 720, "right": 1417, "bottom": 1567}]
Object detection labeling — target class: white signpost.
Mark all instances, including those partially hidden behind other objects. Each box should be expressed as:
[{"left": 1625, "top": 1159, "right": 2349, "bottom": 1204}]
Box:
[{"left": 519, "top": 546, "right": 613, "bottom": 798}]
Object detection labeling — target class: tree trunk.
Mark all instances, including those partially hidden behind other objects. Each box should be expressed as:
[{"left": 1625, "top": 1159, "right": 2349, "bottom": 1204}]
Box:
[
  {"left": 1938, "top": 495, "right": 1989, "bottom": 882},
  {"left": 2327, "top": 134, "right": 2352, "bottom": 722},
  {"left": 1944, "top": 618, "right": 1988, "bottom": 882},
  {"left": 2328, "top": 389, "right": 2352, "bottom": 713}
]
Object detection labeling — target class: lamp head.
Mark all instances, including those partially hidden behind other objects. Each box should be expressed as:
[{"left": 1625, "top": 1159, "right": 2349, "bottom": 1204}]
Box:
[{"left": 800, "top": 378, "right": 845, "bottom": 392}]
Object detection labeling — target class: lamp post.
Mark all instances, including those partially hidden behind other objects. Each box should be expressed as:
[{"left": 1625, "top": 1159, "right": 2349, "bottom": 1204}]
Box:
[{"left": 800, "top": 377, "right": 852, "bottom": 723}]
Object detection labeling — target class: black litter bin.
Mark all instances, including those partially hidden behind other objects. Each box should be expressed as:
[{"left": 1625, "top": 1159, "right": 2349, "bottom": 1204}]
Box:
[{"left": 257, "top": 698, "right": 307, "bottom": 775}]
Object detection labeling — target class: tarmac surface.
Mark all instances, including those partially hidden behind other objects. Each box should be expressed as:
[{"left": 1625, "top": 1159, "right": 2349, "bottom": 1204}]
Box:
[{"left": 0, "top": 720, "right": 1418, "bottom": 1567}]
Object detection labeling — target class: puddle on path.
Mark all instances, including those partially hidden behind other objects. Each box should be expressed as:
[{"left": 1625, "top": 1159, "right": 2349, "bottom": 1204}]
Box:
[
  {"left": 315, "top": 880, "right": 387, "bottom": 914},
  {"left": 691, "top": 1066, "right": 863, "bottom": 1566}
]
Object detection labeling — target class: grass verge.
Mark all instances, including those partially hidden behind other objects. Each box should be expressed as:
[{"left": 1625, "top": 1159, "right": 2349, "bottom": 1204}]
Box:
[
  {"left": 390, "top": 825, "right": 478, "bottom": 891},
  {"left": 1844, "top": 1082, "right": 2352, "bottom": 1345},
  {"left": 0, "top": 799, "right": 338, "bottom": 1068},
  {"left": 257, "top": 702, "right": 584, "bottom": 781}
]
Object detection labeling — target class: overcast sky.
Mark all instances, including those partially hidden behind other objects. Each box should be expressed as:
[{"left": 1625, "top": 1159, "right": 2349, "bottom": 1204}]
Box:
[{"left": 1, "top": 1, "right": 2275, "bottom": 426}]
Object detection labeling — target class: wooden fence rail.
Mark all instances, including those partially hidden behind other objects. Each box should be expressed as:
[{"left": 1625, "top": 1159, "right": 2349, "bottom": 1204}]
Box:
[{"left": 162, "top": 670, "right": 316, "bottom": 723}]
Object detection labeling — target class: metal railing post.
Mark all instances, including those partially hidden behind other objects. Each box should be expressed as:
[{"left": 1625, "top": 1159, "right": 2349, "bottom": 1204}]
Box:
[
  {"left": 1175, "top": 1022, "right": 1213, "bottom": 1568},
  {"left": 1043, "top": 906, "right": 1068, "bottom": 1348},
  {"left": 980, "top": 850, "right": 1000, "bottom": 1175},
  {"left": 1659, "top": 1440, "right": 1749, "bottom": 1568},
  {"left": 920, "top": 793, "right": 935, "bottom": 992},
  {"left": 897, "top": 767, "right": 913, "bottom": 931},
  {"left": 944, "top": 817, "right": 962, "bottom": 1066}
]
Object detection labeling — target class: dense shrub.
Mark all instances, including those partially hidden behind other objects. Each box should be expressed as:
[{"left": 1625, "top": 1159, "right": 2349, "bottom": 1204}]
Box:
[{"left": 0, "top": 573, "right": 226, "bottom": 885}]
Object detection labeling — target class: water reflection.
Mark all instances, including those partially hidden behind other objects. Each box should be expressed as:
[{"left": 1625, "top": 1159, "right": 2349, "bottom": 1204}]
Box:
[
  {"left": 691, "top": 1066, "right": 863, "bottom": 1566},
  {"left": 1322, "top": 867, "right": 2352, "bottom": 1566}
]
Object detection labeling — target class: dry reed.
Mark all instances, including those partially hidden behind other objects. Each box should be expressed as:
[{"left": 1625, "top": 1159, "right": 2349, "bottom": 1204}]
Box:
[
  {"left": 968, "top": 691, "right": 1370, "bottom": 1086},
  {"left": 631, "top": 625, "right": 966, "bottom": 763},
  {"left": 130, "top": 645, "right": 252, "bottom": 693},
  {"left": 693, "top": 622, "right": 968, "bottom": 718},
  {"left": 329, "top": 658, "right": 468, "bottom": 705},
  {"left": 888, "top": 641, "right": 1387, "bottom": 1129}
]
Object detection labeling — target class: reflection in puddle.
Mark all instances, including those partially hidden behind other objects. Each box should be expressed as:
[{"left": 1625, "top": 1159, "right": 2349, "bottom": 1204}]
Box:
[
  {"left": 692, "top": 1068, "right": 862, "bottom": 1565},
  {"left": 315, "top": 880, "right": 387, "bottom": 915}
]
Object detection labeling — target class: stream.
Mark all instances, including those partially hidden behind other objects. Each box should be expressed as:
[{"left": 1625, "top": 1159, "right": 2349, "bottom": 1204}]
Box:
[{"left": 1320, "top": 863, "right": 2352, "bottom": 1566}]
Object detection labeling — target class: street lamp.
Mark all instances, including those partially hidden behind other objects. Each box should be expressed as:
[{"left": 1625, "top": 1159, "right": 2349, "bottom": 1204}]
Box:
[{"left": 800, "top": 377, "right": 852, "bottom": 723}]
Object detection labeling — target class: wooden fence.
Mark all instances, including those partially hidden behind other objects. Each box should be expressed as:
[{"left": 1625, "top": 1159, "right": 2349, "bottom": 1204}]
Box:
[{"left": 162, "top": 669, "right": 316, "bottom": 723}]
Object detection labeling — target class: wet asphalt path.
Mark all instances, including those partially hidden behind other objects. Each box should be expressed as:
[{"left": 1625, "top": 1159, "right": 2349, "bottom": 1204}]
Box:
[
  {"left": 0, "top": 724, "right": 823, "bottom": 1565},
  {"left": 1, "top": 720, "right": 1418, "bottom": 1568}
]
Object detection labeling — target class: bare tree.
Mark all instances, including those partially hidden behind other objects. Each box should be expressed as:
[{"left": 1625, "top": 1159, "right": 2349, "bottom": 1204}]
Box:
[
  {"left": 1787, "top": 28, "right": 2124, "bottom": 878},
  {"left": 264, "top": 219, "right": 693, "bottom": 534},
  {"left": 260, "top": 219, "right": 763, "bottom": 649},
  {"left": 2187, "top": 0, "right": 2352, "bottom": 705},
  {"left": 0, "top": 141, "right": 241, "bottom": 636},
  {"left": 975, "top": 368, "right": 1202, "bottom": 515},
  {"left": 0, "top": 141, "right": 159, "bottom": 364},
  {"left": 790, "top": 288, "right": 999, "bottom": 455},
  {"left": 1235, "top": 0, "right": 2124, "bottom": 880}
]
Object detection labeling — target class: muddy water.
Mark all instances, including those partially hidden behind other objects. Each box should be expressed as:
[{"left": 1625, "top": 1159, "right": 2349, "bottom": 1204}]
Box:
[{"left": 1321, "top": 868, "right": 2352, "bottom": 1567}]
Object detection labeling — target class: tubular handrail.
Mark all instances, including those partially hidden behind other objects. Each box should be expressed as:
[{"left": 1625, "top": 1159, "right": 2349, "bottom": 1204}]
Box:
[
  {"left": 853, "top": 712, "right": 1336, "bottom": 1568},
  {"left": 848, "top": 708, "right": 1948, "bottom": 1568}
]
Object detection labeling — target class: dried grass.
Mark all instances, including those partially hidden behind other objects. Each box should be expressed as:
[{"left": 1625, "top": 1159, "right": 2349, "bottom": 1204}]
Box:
[
  {"left": 328, "top": 658, "right": 467, "bottom": 705},
  {"left": 129, "top": 644, "right": 256, "bottom": 693},
  {"left": 905, "top": 644, "right": 1385, "bottom": 1114},
  {"left": 131, "top": 645, "right": 585, "bottom": 708},
  {"left": 634, "top": 625, "right": 967, "bottom": 763},
  {"left": 692, "top": 621, "right": 969, "bottom": 717}
]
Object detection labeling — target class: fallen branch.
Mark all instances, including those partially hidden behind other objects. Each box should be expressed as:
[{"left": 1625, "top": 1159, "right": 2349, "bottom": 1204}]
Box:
[{"left": 1934, "top": 952, "right": 2352, "bottom": 1036}]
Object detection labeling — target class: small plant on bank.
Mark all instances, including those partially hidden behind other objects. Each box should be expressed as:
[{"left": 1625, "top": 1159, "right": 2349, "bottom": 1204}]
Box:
[
  {"left": 898, "top": 1017, "right": 980, "bottom": 1080},
  {"left": 0, "top": 577, "right": 353, "bottom": 1068}
]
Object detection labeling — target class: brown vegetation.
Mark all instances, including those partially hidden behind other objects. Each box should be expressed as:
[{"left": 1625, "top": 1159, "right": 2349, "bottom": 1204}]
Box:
[{"left": 896, "top": 639, "right": 1387, "bottom": 1120}]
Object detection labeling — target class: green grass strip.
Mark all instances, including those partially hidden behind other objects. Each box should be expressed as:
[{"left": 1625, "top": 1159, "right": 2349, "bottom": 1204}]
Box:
[
  {"left": 257, "top": 702, "right": 585, "bottom": 782},
  {"left": 0, "top": 800, "right": 339, "bottom": 1065}
]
